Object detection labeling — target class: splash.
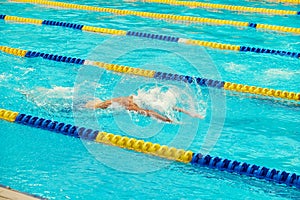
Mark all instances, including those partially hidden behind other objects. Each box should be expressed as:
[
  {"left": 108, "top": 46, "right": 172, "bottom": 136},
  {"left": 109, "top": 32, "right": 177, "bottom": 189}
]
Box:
[
  {"left": 22, "top": 86, "right": 74, "bottom": 104},
  {"left": 133, "top": 86, "right": 178, "bottom": 113},
  {"left": 17, "top": 83, "right": 206, "bottom": 122},
  {"left": 132, "top": 85, "right": 205, "bottom": 122},
  {"left": 17, "top": 86, "right": 77, "bottom": 116}
]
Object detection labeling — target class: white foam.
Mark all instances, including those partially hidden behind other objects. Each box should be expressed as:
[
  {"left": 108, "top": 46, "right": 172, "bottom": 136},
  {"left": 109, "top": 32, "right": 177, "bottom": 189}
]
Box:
[
  {"left": 14, "top": 66, "right": 35, "bottom": 75},
  {"left": 132, "top": 85, "right": 205, "bottom": 122},
  {"left": 35, "top": 86, "right": 74, "bottom": 99},
  {"left": 0, "top": 73, "right": 12, "bottom": 80},
  {"left": 133, "top": 87, "right": 178, "bottom": 113},
  {"left": 264, "top": 68, "right": 299, "bottom": 80},
  {"left": 17, "top": 86, "right": 76, "bottom": 115},
  {"left": 224, "top": 62, "right": 247, "bottom": 73}
]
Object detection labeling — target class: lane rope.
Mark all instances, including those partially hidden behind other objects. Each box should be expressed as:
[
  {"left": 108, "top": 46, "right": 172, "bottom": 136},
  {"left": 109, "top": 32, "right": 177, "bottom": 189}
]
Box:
[
  {"left": 0, "top": 45, "right": 299, "bottom": 101},
  {"left": 140, "top": 0, "right": 300, "bottom": 16},
  {"left": 268, "top": 0, "right": 300, "bottom": 4},
  {"left": 0, "top": 108, "right": 299, "bottom": 189},
  {"left": 1, "top": 14, "right": 299, "bottom": 59},
  {"left": 10, "top": 0, "right": 300, "bottom": 35}
]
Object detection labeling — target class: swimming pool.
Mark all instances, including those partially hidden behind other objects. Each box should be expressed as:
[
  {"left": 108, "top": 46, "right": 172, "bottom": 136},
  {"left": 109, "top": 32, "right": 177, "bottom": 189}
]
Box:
[{"left": 0, "top": 0, "right": 300, "bottom": 199}]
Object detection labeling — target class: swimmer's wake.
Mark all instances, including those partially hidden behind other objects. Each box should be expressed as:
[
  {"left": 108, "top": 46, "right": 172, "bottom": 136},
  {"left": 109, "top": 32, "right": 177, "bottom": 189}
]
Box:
[{"left": 17, "top": 86, "right": 205, "bottom": 123}]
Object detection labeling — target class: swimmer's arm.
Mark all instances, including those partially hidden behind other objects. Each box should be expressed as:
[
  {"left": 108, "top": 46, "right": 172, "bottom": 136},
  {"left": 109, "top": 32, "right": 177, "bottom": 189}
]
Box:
[
  {"left": 146, "top": 110, "right": 172, "bottom": 123},
  {"left": 85, "top": 96, "right": 130, "bottom": 109},
  {"left": 95, "top": 100, "right": 113, "bottom": 109},
  {"left": 173, "top": 107, "right": 204, "bottom": 119},
  {"left": 130, "top": 106, "right": 172, "bottom": 123},
  {"left": 85, "top": 99, "right": 113, "bottom": 109}
]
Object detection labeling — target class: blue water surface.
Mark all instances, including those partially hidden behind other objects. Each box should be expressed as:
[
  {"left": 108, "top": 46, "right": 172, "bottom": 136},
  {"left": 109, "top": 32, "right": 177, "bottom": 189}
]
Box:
[{"left": 0, "top": 0, "right": 299, "bottom": 199}]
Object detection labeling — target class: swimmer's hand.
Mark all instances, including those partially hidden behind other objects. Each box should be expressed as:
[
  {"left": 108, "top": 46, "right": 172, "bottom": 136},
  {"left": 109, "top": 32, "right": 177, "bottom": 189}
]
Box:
[
  {"left": 189, "top": 113, "right": 204, "bottom": 119},
  {"left": 173, "top": 107, "right": 204, "bottom": 119}
]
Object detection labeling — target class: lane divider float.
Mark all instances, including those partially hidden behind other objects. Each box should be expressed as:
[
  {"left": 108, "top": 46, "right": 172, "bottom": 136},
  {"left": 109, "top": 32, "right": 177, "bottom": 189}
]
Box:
[
  {"left": 140, "top": 0, "right": 300, "bottom": 16},
  {"left": 10, "top": 0, "right": 300, "bottom": 35},
  {"left": 0, "top": 45, "right": 299, "bottom": 102},
  {"left": 1, "top": 14, "right": 299, "bottom": 59},
  {"left": 268, "top": 0, "right": 300, "bottom": 4},
  {"left": 0, "top": 108, "right": 299, "bottom": 189}
]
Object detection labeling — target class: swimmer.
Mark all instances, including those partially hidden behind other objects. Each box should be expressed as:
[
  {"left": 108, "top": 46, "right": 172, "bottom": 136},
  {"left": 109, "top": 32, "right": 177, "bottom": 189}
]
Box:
[{"left": 85, "top": 96, "right": 204, "bottom": 123}]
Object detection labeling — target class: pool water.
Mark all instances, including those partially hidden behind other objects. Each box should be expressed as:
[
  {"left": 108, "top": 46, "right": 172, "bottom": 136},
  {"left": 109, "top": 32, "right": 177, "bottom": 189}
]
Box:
[{"left": 0, "top": 0, "right": 300, "bottom": 199}]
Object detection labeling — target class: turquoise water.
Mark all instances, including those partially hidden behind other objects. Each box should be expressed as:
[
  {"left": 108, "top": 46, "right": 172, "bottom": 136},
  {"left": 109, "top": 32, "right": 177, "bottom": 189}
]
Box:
[{"left": 0, "top": 0, "right": 300, "bottom": 199}]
